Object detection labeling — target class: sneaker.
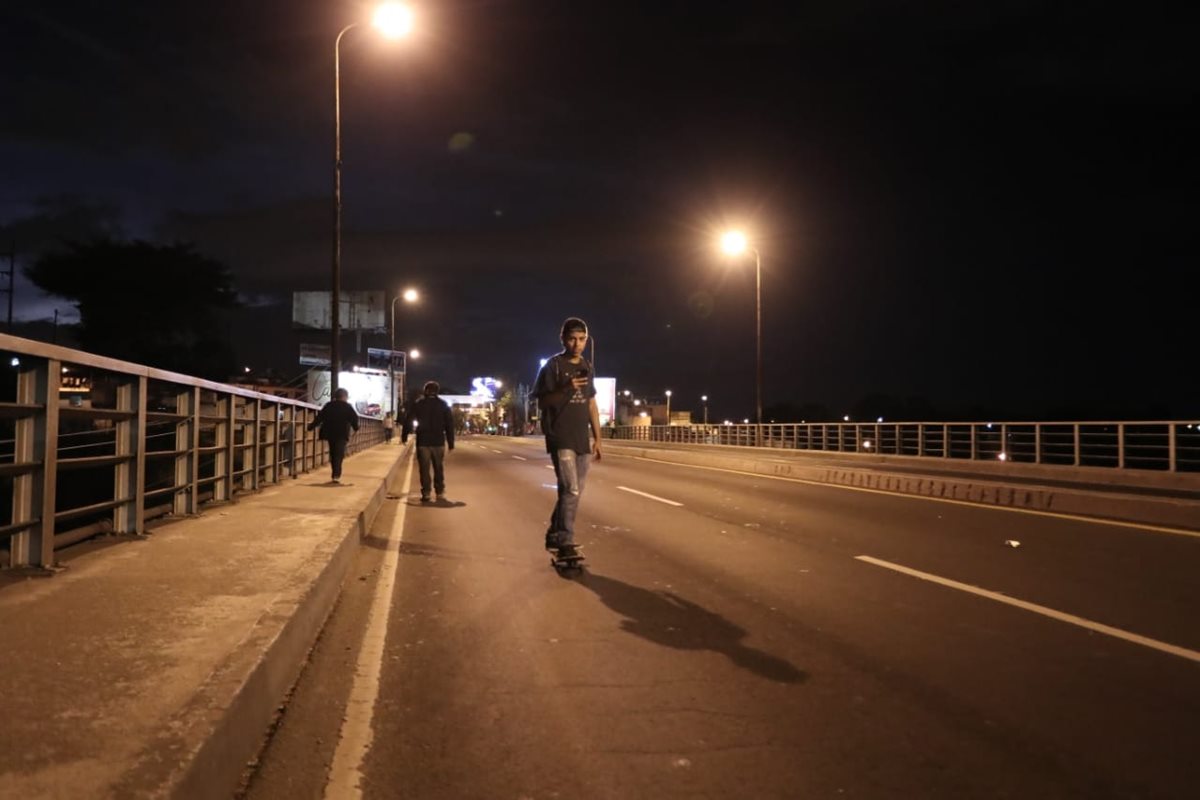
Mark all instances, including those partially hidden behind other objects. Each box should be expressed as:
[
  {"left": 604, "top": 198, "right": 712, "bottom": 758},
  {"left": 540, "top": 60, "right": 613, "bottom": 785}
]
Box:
[
  {"left": 331, "top": 478, "right": 340, "bottom": 484},
  {"left": 436, "top": 494, "right": 446, "bottom": 502},
  {"left": 556, "top": 543, "right": 579, "bottom": 559},
  {"left": 544, "top": 532, "right": 561, "bottom": 551},
  {"left": 420, "top": 495, "right": 431, "bottom": 503}
]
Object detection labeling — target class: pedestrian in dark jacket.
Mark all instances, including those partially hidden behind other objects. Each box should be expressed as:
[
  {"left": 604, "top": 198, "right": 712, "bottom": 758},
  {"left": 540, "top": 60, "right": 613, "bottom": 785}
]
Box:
[
  {"left": 309, "top": 387, "right": 360, "bottom": 483},
  {"left": 403, "top": 380, "right": 455, "bottom": 502}
]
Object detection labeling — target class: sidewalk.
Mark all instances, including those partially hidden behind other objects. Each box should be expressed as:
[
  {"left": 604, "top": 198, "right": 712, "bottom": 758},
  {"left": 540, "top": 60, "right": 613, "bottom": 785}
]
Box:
[{"left": 0, "top": 443, "right": 411, "bottom": 800}]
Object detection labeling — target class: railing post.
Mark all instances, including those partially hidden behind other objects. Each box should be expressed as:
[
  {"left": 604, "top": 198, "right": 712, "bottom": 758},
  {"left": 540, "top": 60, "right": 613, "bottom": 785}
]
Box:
[
  {"left": 249, "top": 397, "right": 261, "bottom": 492},
  {"left": 9, "top": 359, "right": 59, "bottom": 567},
  {"left": 288, "top": 404, "right": 299, "bottom": 478},
  {"left": 174, "top": 387, "right": 198, "bottom": 515},
  {"left": 265, "top": 400, "right": 279, "bottom": 484},
  {"left": 1034, "top": 423, "right": 1042, "bottom": 465},
  {"left": 1118, "top": 422, "right": 1126, "bottom": 469},
  {"left": 1073, "top": 424, "right": 1081, "bottom": 467},
  {"left": 113, "top": 375, "right": 146, "bottom": 534},
  {"left": 970, "top": 424, "right": 978, "bottom": 461},
  {"left": 213, "top": 394, "right": 231, "bottom": 501},
  {"left": 1168, "top": 423, "right": 1177, "bottom": 472}
]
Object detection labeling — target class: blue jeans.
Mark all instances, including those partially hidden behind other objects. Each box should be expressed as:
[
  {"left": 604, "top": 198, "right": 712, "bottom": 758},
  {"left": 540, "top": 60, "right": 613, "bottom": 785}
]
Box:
[
  {"left": 416, "top": 445, "right": 446, "bottom": 497},
  {"left": 548, "top": 449, "right": 591, "bottom": 546}
]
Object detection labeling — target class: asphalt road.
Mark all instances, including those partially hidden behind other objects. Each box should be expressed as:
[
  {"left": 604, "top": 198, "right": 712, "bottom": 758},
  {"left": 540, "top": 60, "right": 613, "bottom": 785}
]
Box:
[{"left": 243, "top": 435, "right": 1200, "bottom": 800}]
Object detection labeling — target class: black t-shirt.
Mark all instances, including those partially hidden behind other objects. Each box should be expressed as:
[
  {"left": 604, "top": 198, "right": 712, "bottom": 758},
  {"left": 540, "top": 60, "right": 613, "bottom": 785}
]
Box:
[{"left": 535, "top": 354, "right": 596, "bottom": 454}]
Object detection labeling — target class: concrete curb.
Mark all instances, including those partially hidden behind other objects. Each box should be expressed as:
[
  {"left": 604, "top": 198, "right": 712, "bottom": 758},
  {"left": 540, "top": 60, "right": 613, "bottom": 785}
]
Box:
[
  {"left": 112, "top": 443, "right": 412, "bottom": 800},
  {"left": 607, "top": 443, "right": 1200, "bottom": 533}
]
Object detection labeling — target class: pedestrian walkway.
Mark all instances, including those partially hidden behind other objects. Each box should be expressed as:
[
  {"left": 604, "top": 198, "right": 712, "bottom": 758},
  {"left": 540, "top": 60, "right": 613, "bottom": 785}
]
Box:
[{"left": 0, "top": 442, "right": 411, "bottom": 800}]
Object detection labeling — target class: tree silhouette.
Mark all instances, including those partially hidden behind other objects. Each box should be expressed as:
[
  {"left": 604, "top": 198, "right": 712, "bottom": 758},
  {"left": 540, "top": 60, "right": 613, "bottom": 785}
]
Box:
[{"left": 26, "top": 239, "right": 240, "bottom": 379}]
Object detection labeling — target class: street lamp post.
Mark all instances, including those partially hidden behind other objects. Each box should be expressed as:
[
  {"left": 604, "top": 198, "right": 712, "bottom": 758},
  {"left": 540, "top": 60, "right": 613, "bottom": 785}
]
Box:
[
  {"left": 389, "top": 287, "right": 418, "bottom": 415},
  {"left": 702, "top": 394, "right": 708, "bottom": 425},
  {"left": 664, "top": 389, "right": 672, "bottom": 427},
  {"left": 331, "top": 4, "right": 413, "bottom": 395},
  {"left": 720, "top": 231, "right": 764, "bottom": 428}
]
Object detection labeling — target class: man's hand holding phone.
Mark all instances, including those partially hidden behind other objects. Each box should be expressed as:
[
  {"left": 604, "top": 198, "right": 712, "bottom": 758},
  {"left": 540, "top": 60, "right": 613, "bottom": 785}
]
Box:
[{"left": 570, "top": 367, "right": 590, "bottom": 391}]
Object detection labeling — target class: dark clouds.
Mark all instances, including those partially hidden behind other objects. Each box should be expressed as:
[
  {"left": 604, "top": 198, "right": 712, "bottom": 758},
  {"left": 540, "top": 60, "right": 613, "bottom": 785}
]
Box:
[{"left": 2, "top": 1, "right": 1197, "bottom": 419}]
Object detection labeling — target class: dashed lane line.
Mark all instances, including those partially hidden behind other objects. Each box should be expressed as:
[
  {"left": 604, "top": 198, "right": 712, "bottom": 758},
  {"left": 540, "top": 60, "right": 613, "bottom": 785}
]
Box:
[
  {"left": 617, "top": 486, "right": 684, "bottom": 507},
  {"left": 856, "top": 555, "right": 1200, "bottom": 665}
]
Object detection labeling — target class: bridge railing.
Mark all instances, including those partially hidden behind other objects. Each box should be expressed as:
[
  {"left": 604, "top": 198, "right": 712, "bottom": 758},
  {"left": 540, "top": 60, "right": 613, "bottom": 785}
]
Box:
[
  {"left": 605, "top": 421, "right": 1200, "bottom": 474},
  {"left": 0, "top": 333, "right": 383, "bottom": 569}
]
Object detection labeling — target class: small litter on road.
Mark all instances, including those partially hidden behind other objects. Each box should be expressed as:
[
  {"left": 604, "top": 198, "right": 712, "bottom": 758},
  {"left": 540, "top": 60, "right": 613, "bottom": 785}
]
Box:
[{"left": 1004, "top": 539, "right": 1021, "bottom": 548}]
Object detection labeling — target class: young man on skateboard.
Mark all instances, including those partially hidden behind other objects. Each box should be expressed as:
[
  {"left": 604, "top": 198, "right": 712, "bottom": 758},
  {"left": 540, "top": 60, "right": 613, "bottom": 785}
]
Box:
[{"left": 535, "top": 317, "right": 602, "bottom": 561}]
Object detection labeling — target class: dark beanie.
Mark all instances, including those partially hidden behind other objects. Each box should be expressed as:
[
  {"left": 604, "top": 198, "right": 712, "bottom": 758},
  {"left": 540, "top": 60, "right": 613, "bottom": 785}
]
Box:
[
  {"left": 423, "top": 381, "right": 440, "bottom": 395},
  {"left": 560, "top": 317, "right": 588, "bottom": 337}
]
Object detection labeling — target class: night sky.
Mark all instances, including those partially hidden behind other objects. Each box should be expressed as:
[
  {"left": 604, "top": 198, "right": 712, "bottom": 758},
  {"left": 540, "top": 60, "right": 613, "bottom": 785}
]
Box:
[{"left": 2, "top": 1, "right": 1196, "bottom": 421}]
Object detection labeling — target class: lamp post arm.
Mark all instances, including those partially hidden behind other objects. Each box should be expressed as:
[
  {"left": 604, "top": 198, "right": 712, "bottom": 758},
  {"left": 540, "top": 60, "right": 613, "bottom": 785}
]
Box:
[
  {"left": 754, "top": 246, "right": 763, "bottom": 427},
  {"left": 330, "top": 22, "right": 358, "bottom": 396}
]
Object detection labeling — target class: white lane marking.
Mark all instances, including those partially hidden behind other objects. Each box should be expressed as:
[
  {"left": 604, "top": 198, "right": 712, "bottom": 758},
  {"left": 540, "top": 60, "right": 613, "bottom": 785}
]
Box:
[
  {"left": 512, "top": 455, "right": 528, "bottom": 461},
  {"left": 324, "top": 453, "right": 415, "bottom": 799},
  {"left": 545, "top": 465, "right": 555, "bottom": 470},
  {"left": 490, "top": 448, "right": 503, "bottom": 454},
  {"left": 855, "top": 555, "right": 1200, "bottom": 665},
  {"left": 621, "top": 454, "right": 1200, "bottom": 540},
  {"left": 617, "top": 486, "right": 684, "bottom": 507}
]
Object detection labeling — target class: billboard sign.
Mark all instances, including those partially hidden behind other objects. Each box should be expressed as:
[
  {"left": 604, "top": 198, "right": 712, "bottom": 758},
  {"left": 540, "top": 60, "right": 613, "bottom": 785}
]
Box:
[
  {"left": 594, "top": 377, "right": 617, "bottom": 426},
  {"left": 299, "top": 343, "right": 331, "bottom": 366},
  {"left": 307, "top": 369, "right": 389, "bottom": 417},
  {"left": 367, "top": 347, "right": 406, "bottom": 371},
  {"left": 293, "top": 291, "right": 386, "bottom": 331},
  {"left": 470, "top": 377, "right": 502, "bottom": 401}
]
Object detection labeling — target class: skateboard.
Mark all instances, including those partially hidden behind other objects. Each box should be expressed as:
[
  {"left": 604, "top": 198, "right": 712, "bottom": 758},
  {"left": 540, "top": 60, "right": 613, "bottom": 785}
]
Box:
[{"left": 548, "top": 546, "right": 586, "bottom": 571}]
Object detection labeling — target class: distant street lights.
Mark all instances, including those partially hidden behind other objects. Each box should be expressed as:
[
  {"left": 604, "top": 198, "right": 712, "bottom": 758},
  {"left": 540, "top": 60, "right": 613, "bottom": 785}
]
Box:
[
  {"left": 390, "top": 287, "right": 419, "bottom": 414},
  {"left": 331, "top": 3, "right": 414, "bottom": 393},
  {"left": 720, "top": 230, "right": 763, "bottom": 427}
]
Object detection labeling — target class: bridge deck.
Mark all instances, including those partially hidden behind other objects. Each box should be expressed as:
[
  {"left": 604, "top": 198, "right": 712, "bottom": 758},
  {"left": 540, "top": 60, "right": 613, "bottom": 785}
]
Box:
[{"left": 2, "top": 437, "right": 1197, "bottom": 799}]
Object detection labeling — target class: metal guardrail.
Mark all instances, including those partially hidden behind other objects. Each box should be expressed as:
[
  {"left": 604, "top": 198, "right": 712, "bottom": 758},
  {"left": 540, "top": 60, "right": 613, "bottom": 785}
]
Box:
[
  {"left": 0, "top": 333, "right": 383, "bottom": 569},
  {"left": 605, "top": 421, "right": 1200, "bottom": 474}
]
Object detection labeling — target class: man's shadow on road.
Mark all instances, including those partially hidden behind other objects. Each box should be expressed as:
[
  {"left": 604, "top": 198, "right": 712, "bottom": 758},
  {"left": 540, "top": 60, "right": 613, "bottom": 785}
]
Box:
[
  {"left": 403, "top": 498, "right": 467, "bottom": 508},
  {"left": 577, "top": 572, "right": 807, "bottom": 685}
]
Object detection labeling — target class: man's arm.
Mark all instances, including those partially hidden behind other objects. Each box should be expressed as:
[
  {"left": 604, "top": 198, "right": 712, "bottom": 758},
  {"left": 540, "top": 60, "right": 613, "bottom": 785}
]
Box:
[
  {"left": 401, "top": 403, "right": 414, "bottom": 443},
  {"left": 588, "top": 397, "right": 602, "bottom": 460},
  {"left": 443, "top": 401, "right": 455, "bottom": 450},
  {"left": 308, "top": 403, "right": 326, "bottom": 431}
]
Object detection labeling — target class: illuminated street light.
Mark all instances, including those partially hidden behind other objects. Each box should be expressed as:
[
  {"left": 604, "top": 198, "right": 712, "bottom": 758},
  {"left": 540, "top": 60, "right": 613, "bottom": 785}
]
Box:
[
  {"left": 390, "top": 286, "right": 419, "bottom": 415},
  {"left": 410, "top": 348, "right": 421, "bottom": 359},
  {"left": 373, "top": 2, "right": 414, "bottom": 38},
  {"left": 664, "top": 389, "right": 672, "bottom": 425},
  {"left": 331, "top": 4, "right": 414, "bottom": 394},
  {"left": 719, "top": 229, "right": 764, "bottom": 429},
  {"left": 721, "top": 231, "right": 748, "bottom": 256},
  {"left": 701, "top": 394, "right": 708, "bottom": 425}
]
